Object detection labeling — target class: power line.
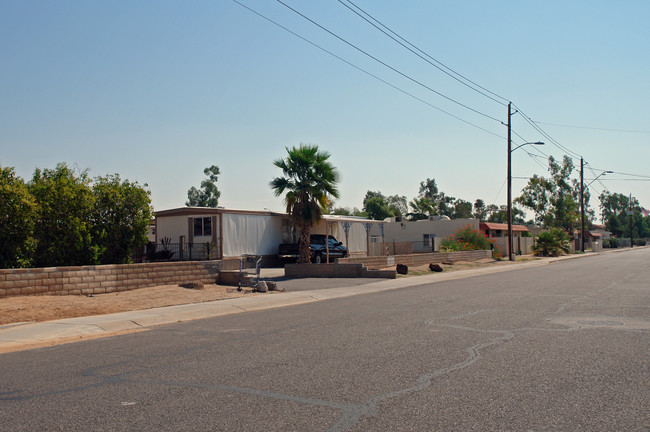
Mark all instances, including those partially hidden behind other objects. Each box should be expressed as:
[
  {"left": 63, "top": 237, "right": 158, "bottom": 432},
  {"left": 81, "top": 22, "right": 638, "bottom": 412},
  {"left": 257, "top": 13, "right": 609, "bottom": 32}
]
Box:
[
  {"left": 232, "top": 0, "right": 504, "bottom": 139},
  {"left": 275, "top": 0, "right": 503, "bottom": 123},
  {"left": 510, "top": 103, "right": 583, "bottom": 160},
  {"left": 336, "top": 0, "right": 508, "bottom": 106},
  {"left": 534, "top": 121, "right": 650, "bottom": 134}
]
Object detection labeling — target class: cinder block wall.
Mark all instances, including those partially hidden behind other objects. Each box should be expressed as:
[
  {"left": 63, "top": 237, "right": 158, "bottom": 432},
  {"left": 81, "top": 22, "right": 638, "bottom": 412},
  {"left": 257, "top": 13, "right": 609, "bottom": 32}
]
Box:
[
  {"left": 339, "top": 250, "right": 492, "bottom": 269},
  {"left": 0, "top": 261, "right": 221, "bottom": 298}
]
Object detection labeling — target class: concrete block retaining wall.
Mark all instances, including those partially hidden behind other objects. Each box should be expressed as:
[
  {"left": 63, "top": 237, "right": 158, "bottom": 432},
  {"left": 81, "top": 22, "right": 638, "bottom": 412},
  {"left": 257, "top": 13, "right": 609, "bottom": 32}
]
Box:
[
  {"left": 0, "top": 261, "right": 221, "bottom": 298},
  {"left": 284, "top": 263, "right": 396, "bottom": 279},
  {"left": 339, "top": 250, "right": 492, "bottom": 269}
]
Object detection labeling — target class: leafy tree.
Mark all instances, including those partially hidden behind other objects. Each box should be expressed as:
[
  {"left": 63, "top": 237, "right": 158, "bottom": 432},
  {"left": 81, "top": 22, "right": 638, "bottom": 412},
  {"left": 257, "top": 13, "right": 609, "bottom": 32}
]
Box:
[
  {"left": 329, "top": 206, "right": 363, "bottom": 216},
  {"left": 515, "top": 155, "right": 583, "bottom": 231},
  {"left": 473, "top": 199, "right": 487, "bottom": 220},
  {"left": 407, "top": 196, "right": 436, "bottom": 221},
  {"left": 186, "top": 165, "right": 221, "bottom": 208},
  {"left": 599, "top": 192, "right": 649, "bottom": 238},
  {"left": 532, "top": 228, "right": 571, "bottom": 257},
  {"left": 386, "top": 194, "right": 408, "bottom": 216},
  {"left": 362, "top": 191, "right": 405, "bottom": 220},
  {"left": 270, "top": 144, "right": 340, "bottom": 263},
  {"left": 485, "top": 204, "right": 525, "bottom": 224},
  {"left": 418, "top": 177, "right": 455, "bottom": 216},
  {"left": 418, "top": 178, "right": 440, "bottom": 201},
  {"left": 0, "top": 167, "right": 36, "bottom": 268},
  {"left": 29, "top": 163, "right": 99, "bottom": 267},
  {"left": 364, "top": 195, "right": 394, "bottom": 220},
  {"left": 92, "top": 174, "right": 153, "bottom": 264},
  {"left": 452, "top": 199, "right": 473, "bottom": 219}
]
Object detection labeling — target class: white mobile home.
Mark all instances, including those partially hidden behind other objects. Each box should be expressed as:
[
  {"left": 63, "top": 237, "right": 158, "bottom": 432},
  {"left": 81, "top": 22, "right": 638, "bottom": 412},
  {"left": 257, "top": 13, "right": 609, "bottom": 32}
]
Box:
[{"left": 153, "top": 207, "right": 385, "bottom": 263}]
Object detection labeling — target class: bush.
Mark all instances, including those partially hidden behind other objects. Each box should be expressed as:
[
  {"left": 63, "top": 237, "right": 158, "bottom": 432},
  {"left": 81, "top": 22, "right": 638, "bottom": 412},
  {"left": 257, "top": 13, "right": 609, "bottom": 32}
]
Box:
[
  {"left": 441, "top": 225, "right": 493, "bottom": 252},
  {"left": 532, "top": 228, "right": 571, "bottom": 257},
  {"left": 634, "top": 239, "right": 646, "bottom": 246}
]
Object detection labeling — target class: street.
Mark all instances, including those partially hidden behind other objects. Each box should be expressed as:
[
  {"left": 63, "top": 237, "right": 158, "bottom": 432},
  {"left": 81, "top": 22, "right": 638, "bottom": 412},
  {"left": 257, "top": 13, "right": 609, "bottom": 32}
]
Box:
[{"left": 1, "top": 248, "right": 648, "bottom": 431}]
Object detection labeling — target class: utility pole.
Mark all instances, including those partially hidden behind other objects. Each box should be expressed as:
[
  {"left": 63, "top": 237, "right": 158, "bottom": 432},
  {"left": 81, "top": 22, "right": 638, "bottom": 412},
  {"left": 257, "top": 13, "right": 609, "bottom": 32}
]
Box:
[
  {"left": 629, "top": 193, "right": 634, "bottom": 248},
  {"left": 507, "top": 102, "right": 514, "bottom": 261},
  {"left": 580, "top": 157, "right": 585, "bottom": 252}
]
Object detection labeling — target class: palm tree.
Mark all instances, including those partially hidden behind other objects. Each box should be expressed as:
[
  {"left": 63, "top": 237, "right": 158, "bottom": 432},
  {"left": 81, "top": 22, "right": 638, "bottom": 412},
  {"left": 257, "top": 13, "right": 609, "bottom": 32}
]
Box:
[
  {"left": 270, "top": 144, "right": 340, "bottom": 263},
  {"left": 532, "top": 228, "right": 571, "bottom": 257},
  {"left": 407, "top": 196, "right": 436, "bottom": 221}
]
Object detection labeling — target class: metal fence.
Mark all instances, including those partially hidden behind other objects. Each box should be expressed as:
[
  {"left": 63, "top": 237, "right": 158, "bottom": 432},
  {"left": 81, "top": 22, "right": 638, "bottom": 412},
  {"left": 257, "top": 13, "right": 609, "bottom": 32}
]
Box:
[{"left": 145, "top": 242, "right": 217, "bottom": 261}]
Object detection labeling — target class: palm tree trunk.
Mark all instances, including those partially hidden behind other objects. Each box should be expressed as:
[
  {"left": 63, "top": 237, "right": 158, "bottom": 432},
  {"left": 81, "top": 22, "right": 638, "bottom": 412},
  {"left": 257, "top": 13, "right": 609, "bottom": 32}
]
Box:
[{"left": 298, "top": 225, "right": 311, "bottom": 263}]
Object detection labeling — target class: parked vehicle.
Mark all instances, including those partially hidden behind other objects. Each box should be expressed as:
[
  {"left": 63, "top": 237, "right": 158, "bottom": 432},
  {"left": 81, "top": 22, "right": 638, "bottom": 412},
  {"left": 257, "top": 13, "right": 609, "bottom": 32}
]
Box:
[{"left": 278, "top": 234, "right": 347, "bottom": 264}]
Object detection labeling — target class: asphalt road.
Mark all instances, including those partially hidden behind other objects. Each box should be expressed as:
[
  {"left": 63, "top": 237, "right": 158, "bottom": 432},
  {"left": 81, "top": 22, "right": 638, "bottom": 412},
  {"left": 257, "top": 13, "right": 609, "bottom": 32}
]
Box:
[{"left": 1, "top": 249, "right": 648, "bottom": 431}]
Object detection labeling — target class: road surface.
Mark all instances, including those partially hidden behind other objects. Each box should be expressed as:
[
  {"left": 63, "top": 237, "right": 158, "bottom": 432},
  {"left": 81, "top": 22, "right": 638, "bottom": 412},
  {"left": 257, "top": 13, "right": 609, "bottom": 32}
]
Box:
[{"left": 1, "top": 248, "right": 648, "bottom": 431}]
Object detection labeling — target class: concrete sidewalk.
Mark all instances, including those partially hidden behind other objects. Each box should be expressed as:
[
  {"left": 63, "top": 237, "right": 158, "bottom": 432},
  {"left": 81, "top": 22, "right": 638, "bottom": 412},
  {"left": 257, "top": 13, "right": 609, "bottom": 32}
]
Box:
[{"left": 0, "top": 255, "right": 592, "bottom": 353}]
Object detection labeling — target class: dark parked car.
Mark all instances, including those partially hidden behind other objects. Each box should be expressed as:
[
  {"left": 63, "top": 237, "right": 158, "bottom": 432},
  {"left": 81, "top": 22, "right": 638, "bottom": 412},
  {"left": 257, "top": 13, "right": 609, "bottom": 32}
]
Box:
[{"left": 278, "top": 234, "right": 347, "bottom": 264}]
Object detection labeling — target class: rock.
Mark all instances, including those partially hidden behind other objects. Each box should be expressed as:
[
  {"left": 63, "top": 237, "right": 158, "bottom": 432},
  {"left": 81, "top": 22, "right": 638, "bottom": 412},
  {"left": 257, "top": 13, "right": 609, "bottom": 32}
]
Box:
[
  {"left": 255, "top": 281, "right": 268, "bottom": 292},
  {"left": 179, "top": 282, "right": 204, "bottom": 290},
  {"left": 429, "top": 263, "right": 443, "bottom": 272},
  {"left": 396, "top": 264, "right": 408, "bottom": 275},
  {"left": 266, "top": 281, "right": 279, "bottom": 291}
]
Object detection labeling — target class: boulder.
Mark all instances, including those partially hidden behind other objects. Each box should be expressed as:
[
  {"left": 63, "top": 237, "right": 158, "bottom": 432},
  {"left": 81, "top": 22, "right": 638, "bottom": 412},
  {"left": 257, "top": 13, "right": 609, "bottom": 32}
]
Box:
[
  {"left": 266, "top": 281, "right": 280, "bottom": 291},
  {"left": 396, "top": 264, "right": 408, "bottom": 275},
  {"left": 429, "top": 263, "right": 443, "bottom": 272}
]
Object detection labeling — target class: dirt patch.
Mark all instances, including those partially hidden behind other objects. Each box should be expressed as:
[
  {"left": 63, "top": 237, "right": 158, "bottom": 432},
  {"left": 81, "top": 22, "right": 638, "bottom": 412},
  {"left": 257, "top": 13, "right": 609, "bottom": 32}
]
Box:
[{"left": 0, "top": 283, "right": 256, "bottom": 326}]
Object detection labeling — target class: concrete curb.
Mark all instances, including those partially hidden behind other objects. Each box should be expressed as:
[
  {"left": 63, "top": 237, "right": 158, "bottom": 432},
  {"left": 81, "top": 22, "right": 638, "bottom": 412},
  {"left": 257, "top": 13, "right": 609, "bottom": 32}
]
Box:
[{"left": 0, "top": 253, "right": 598, "bottom": 353}]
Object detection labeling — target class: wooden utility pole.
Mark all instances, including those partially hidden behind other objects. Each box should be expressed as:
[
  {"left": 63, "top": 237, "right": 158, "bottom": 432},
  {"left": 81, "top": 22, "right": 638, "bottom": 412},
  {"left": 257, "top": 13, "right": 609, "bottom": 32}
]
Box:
[
  {"left": 580, "top": 157, "right": 585, "bottom": 252},
  {"left": 629, "top": 193, "right": 634, "bottom": 248},
  {"left": 507, "top": 102, "right": 514, "bottom": 261}
]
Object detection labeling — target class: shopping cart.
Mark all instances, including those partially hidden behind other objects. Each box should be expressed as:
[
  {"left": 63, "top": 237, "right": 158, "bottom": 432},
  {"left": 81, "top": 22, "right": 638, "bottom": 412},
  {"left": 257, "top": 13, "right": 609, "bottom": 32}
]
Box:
[{"left": 237, "top": 255, "right": 263, "bottom": 292}]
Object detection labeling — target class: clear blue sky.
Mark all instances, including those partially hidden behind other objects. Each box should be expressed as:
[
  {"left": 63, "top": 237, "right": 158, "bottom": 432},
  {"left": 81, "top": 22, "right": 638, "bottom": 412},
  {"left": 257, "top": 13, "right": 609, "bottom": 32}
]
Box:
[{"left": 2, "top": 1, "right": 649, "bottom": 220}]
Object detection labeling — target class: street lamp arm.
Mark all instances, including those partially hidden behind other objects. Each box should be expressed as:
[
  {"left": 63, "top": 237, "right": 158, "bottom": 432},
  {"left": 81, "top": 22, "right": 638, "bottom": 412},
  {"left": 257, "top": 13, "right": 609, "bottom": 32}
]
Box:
[
  {"left": 586, "top": 170, "right": 613, "bottom": 188},
  {"left": 511, "top": 141, "right": 544, "bottom": 152}
]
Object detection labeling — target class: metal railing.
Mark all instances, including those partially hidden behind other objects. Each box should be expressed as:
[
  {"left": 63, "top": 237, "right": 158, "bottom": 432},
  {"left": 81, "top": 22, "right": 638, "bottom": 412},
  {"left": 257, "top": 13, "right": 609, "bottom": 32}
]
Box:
[{"left": 145, "top": 242, "right": 217, "bottom": 261}]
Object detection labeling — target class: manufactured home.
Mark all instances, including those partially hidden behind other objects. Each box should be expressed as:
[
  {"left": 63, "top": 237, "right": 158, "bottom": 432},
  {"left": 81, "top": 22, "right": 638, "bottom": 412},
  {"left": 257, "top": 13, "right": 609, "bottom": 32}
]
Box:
[{"left": 152, "top": 207, "right": 384, "bottom": 264}]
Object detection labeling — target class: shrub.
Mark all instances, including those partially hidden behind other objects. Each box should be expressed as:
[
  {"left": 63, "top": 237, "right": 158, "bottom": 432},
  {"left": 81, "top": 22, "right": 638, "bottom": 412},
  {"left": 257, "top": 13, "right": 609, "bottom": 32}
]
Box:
[
  {"left": 634, "top": 239, "right": 646, "bottom": 246},
  {"left": 532, "top": 228, "right": 571, "bottom": 257},
  {"left": 441, "top": 225, "right": 494, "bottom": 252}
]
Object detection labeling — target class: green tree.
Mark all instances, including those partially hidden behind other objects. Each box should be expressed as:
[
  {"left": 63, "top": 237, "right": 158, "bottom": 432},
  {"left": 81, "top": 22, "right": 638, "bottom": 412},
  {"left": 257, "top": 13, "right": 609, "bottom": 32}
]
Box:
[
  {"left": 363, "top": 195, "right": 393, "bottom": 220},
  {"left": 92, "top": 174, "right": 153, "bottom": 264},
  {"left": 0, "top": 166, "right": 36, "bottom": 268},
  {"left": 362, "top": 191, "right": 402, "bottom": 220},
  {"left": 386, "top": 194, "right": 408, "bottom": 216},
  {"left": 516, "top": 155, "right": 582, "bottom": 231},
  {"left": 418, "top": 177, "right": 455, "bottom": 216},
  {"left": 186, "top": 165, "right": 221, "bottom": 207},
  {"left": 599, "top": 192, "right": 649, "bottom": 238},
  {"left": 473, "top": 199, "right": 487, "bottom": 221},
  {"left": 407, "top": 196, "right": 436, "bottom": 221},
  {"left": 270, "top": 144, "right": 340, "bottom": 263},
  {"left": 29, "top": 163, "right": 99, "bottom": 267},
  {"left": 452, "top": 199, "right": 473, "bottom": 219},
  {"left": 486, "top": 204, "right": 525, "bottom": 224}
]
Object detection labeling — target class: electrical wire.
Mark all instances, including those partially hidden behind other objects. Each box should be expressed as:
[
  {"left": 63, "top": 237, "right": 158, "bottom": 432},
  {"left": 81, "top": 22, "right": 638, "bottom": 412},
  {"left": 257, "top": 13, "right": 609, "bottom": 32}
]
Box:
[
  {"left": 275, "top": 0, "right": 503, "bottom": 123},
  {"left": 534, "top": 121, "right": 650, "bottom": 134},
  {"left": 336, "top": 0, "right": 508, "bottom": 106},
  {"left": 510, "top": 102, "right": 583, "bottom": 160},
  {"left": 232, "top": 0, "right": 504, "bottom": 139}
]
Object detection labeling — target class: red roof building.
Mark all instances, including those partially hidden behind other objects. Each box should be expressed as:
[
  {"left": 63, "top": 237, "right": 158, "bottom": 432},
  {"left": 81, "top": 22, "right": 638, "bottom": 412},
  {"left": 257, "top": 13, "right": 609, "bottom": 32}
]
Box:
[{"left": 480, "top": 222, "right": 530, "bottom": 238}]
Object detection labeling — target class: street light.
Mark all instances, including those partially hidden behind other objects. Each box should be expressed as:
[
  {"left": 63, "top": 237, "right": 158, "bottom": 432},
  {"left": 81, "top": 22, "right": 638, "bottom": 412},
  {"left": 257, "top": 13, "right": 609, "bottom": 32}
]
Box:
[
  {"left": 507, "top": 140, "right": 543, "bottom": 261},
  {"left": 507, "top": 103, "right": 544, "bottom": 261},
  {"left": 580, "top": 169, "right": 613, "bottom": 252}
]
